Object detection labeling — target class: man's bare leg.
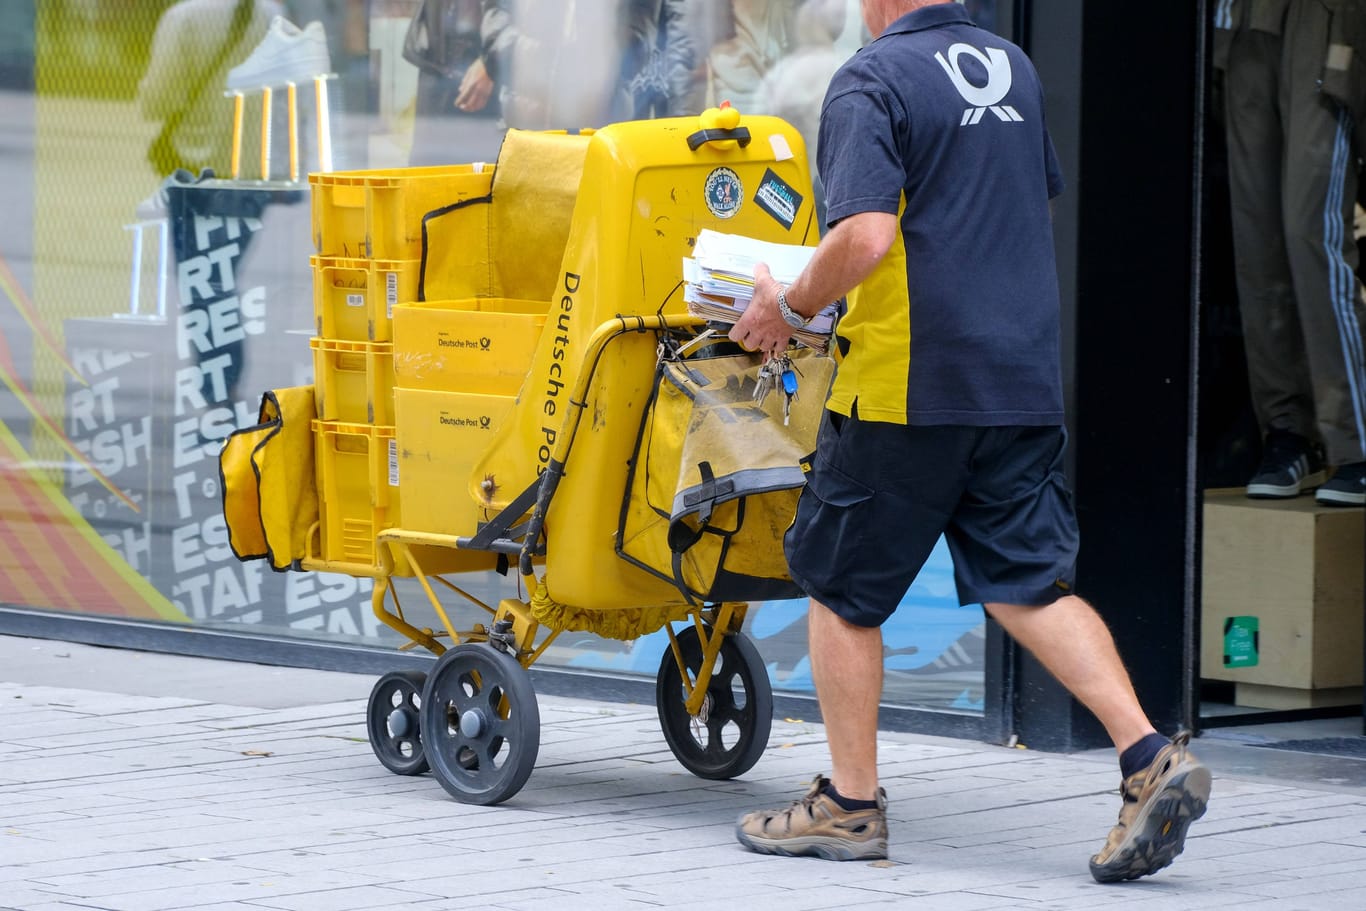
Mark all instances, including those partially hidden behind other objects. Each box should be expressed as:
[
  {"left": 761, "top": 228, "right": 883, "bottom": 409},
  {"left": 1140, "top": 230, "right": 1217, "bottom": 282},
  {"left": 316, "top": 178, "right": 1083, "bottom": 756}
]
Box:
[
  {"left": 985, "top": 595, "right": 1210, "bottom": 883},
  {"left": 983, "top": 594, "right": 1156, "bottom": 753},
  {"left": 735, "top": 596, "right": 891, "bottom": 860},
  {"left": 808, "top": 598, "right": 883, "bottom": 800}
]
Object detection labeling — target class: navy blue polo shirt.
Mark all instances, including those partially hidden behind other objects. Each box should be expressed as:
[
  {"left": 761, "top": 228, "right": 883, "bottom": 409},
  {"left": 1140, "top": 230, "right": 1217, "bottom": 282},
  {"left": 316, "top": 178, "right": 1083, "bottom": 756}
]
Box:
[{"left": 818, "top": 2, "right": 1065, "bottom": 426}]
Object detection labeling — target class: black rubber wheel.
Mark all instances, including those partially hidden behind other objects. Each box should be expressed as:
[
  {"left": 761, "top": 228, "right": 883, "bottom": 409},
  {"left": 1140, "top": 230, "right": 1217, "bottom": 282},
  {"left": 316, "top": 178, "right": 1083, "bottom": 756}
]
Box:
[
  {"left": 421, "top": 643, "right": 540, "bottom": 805},
  {"left": 366, "top": 670, "right": 429, "bottom": 775},
  {"left": 656, "top": 625, "right": 773, "bottom": 779}
]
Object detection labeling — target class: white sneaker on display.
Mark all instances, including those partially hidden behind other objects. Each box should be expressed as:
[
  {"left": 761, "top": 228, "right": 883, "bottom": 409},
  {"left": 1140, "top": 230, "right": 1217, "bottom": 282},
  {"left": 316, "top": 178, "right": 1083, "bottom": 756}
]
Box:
[{"left": 226, "top": 17, "right": 331, "bottom": 91}]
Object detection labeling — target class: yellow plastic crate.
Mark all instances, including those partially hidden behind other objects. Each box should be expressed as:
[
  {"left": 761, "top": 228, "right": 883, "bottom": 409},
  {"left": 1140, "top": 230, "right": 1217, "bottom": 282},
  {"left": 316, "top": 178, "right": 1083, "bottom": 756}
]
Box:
[
  {"left": 393, "top": 388, "right": 517, "bottom": 537},
  {"left": 311, "top": 420, "right": 399, "bottom": 572},
  {"left": 310, "top": 163, "right": 494, "bottom": 260},
  {"left": 391, "top": 298, "right": 548, "bottom": 394},
  {"left": 311, "top": 338, "right": 395, "bottom": 425},
  {"left": 311, "top": 255, "right": 420, "bottom": 342}
]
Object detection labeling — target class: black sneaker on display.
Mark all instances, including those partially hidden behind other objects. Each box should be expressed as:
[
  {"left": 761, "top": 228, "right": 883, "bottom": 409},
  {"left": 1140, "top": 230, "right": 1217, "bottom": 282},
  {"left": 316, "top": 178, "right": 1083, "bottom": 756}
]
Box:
[
  {"left": 1245, "top": 430, "right": 1323, "bottom": 499},
  {"left": 134, "top": 168, "right": 217, "bottom": 222},
  {"left": 1314, "top": 460, "right": 1366, "bottom": 506}
]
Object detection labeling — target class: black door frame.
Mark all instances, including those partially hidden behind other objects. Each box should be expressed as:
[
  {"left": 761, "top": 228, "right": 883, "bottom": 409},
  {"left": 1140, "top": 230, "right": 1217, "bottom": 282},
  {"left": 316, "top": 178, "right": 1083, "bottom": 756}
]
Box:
[{"left": 986, "top": 0, "right": 1204, "bottom": 751}]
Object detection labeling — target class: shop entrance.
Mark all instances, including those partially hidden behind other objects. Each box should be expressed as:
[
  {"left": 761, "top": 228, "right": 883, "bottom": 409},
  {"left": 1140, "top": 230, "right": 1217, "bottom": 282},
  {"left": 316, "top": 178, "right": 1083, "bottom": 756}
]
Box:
[{"left": 1195, "top": 2, "right": 1366, "bottom": 749}]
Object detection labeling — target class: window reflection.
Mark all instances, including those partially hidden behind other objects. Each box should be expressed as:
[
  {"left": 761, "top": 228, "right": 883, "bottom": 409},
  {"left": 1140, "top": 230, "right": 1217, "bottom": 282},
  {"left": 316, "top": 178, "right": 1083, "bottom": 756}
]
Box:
[{"left": 2, "top": 0, "right": 1005, "bottom": 715}]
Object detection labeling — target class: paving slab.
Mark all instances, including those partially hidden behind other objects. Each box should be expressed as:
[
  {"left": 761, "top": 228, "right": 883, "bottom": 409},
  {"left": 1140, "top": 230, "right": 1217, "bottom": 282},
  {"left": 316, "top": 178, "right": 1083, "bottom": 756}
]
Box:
[{"left": 2, "top": 635, "right": 1365, "bottom": 910}]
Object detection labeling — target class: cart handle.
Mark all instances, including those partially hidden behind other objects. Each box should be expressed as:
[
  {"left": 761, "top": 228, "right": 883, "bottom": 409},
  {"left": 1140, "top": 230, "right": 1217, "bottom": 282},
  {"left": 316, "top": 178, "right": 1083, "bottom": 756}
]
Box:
[
  {"left": 686, "top": 126, "right": 751, "bottom": 151},
  {"left": 518, "top": 313, "right": 705, "bottom": 575}
]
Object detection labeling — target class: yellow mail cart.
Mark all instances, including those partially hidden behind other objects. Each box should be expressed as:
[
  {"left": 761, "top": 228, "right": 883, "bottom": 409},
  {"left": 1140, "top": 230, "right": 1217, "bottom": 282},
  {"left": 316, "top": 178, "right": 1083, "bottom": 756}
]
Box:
[{"left": 221, "top": 110, "right": 830, "bottom": 804}]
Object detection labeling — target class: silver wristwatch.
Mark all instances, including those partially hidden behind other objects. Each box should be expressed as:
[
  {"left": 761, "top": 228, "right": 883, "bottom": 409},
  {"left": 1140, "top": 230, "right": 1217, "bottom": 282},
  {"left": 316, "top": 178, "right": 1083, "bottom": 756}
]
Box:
[{"left": 776, "top": 286, "right": 808, "bottom": 329}]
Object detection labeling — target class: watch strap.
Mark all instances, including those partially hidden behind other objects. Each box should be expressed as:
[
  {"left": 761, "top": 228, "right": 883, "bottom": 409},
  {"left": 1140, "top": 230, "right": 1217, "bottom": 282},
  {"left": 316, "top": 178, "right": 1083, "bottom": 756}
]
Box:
[{"left": 777, "top": 286, "right": 808, "bottom": 328}]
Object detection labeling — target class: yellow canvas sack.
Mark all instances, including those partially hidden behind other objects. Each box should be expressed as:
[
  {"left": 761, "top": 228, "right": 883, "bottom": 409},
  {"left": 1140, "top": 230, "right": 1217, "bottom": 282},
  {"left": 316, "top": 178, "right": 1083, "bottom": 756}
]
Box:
[
  {"left": 219, "top": 386, "right": 319, "bottom": 570},
  {"left": 417, "top": 128, "right": 590, "bottom": 305},
  {"left": 617, "top": 345, "right": 834, "bottom": 605}
]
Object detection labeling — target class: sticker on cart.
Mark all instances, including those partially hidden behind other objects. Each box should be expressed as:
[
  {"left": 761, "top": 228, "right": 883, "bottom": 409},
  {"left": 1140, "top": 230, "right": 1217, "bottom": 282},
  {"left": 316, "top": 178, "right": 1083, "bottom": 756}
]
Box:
[
  {"left": 346, "top": 292, "right": 364, "bottom": 308},
  {"left": 754, "top": 168, "right": 803, "bottom": 231},
  {"left": 388, "top": 439, "right": 399, "bottom": 486},
  {"left": 768, "top": 133, "right": 793, "bottom": 162},
  {"left": 704, "top": 167, "right": 742, "bottom": 219},
  {"left": 386, "top": 271, "right": 398, "bottom": 317}
]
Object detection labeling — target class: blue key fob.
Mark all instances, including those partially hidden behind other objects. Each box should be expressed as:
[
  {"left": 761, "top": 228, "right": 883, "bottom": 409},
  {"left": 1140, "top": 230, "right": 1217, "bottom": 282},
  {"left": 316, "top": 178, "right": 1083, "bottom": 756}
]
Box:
[{"left": 781, "top": 369, "right": 798, "bottom": 396}]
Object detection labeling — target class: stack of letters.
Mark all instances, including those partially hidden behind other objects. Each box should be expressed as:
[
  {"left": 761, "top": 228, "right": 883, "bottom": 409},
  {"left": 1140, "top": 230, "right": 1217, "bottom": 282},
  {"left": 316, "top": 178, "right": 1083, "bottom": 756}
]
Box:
[{"left": 682, "top": 229, "right": 838, "bottom": 350}]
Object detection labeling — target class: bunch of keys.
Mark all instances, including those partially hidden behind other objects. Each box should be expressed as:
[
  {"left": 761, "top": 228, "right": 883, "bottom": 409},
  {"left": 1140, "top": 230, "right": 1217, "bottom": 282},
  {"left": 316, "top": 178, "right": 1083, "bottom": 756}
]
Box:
[{"left": 753, "top": 353, "right": 799, "bottom": 425}]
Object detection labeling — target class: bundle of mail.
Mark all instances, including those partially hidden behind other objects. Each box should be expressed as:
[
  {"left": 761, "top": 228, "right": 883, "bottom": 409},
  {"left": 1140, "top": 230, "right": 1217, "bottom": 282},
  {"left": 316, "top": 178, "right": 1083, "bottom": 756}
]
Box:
[{"left": 682, "top": 229, "right": 839, "bottom": 351}]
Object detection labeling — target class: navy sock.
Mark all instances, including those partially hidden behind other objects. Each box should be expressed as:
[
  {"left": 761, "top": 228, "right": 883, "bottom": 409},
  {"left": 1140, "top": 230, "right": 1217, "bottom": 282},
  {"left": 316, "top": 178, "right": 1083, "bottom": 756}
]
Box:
[
  {"left": 1120, "top": 733, "right": 1171, "bottom": 779},
  {"left": 823, "top": 781, "right": 879, "bottom": 811}
]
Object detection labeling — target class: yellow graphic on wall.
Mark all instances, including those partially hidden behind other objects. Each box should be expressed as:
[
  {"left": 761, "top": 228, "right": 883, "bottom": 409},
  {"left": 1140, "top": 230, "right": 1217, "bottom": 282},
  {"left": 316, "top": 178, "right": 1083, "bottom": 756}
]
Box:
[
  {"left": 0, "top": 4, "right": 182, "bottom": 622},
  {"left": 0, "top": 416, "right": 183, "bottom": 622}
]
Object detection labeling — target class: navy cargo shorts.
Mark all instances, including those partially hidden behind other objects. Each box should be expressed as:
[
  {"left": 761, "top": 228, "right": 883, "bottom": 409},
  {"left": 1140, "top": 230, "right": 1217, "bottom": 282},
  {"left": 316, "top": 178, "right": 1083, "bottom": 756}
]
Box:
[{"left": 784, "top": 411, "right": 1080, "bottom": 627}]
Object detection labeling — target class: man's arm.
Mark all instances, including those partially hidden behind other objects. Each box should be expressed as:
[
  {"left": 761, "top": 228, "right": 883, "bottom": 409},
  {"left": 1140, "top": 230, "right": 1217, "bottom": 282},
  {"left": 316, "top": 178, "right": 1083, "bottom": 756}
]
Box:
[
  {"left": 728, "top": 210, "right": 899, "bottom": 356},
  {"left": 455, "top": 56, "right": 494, "bottom": 111},
  {"left": 479, "top": 0, "right": 516, "bottom": 85}
]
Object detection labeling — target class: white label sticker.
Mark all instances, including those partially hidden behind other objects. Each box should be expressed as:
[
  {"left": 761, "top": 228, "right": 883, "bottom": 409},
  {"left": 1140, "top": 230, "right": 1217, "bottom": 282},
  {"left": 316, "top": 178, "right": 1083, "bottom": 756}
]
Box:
[
  {"left": 768, "top": 134, "right": 794, "bottom": 162},
  {"left": 386, "top": 271, "right": 398, "bottom": 317},
  {"left": 346, "top": 292, "right": 365, "bottom": 308},
  {"left": 388, "top": 439, "right": 399, "bottom": 486}
]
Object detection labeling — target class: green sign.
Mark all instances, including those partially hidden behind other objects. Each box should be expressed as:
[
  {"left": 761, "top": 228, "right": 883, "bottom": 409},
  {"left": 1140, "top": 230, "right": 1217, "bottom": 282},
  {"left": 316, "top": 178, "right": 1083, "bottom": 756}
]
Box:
[{"left": 1222, "top": 616, "right": 1259, "bottom": 668}]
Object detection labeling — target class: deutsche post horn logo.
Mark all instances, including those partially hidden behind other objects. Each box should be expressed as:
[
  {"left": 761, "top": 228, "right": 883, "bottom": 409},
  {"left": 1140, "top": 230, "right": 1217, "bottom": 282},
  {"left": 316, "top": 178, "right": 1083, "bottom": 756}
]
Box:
[{"left": 934, "top": 43, "right": 1022, "bottom": 126}]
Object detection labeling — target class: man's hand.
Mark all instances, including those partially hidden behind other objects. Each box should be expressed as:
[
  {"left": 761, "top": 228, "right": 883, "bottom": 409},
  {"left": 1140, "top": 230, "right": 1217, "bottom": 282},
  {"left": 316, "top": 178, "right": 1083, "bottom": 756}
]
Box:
[
  {"left": 728, "top": 263, "right": 793, "bottom": 357},
  {"left": 455, "top": 58, "right": 494, "bottom": 113}
]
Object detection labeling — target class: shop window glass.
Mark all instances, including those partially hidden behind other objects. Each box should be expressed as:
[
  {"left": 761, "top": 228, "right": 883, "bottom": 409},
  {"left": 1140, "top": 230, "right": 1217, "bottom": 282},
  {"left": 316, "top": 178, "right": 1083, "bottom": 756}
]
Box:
[{"left": 1, "top": 0, "right": 1005, "bottom": 716}]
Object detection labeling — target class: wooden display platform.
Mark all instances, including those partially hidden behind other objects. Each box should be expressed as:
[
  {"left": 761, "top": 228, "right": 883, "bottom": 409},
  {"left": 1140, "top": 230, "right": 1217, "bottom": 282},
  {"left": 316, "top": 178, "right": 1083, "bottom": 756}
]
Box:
[{"left": 1200, "top": 489, "right": 1364, "bottom": 710}]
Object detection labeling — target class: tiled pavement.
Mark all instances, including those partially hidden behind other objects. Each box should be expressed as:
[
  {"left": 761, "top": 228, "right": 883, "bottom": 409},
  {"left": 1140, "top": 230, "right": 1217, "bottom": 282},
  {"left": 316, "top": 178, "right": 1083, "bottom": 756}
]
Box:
[{"left": 2, "top": 635, "right": 1364, "bottom": 911}]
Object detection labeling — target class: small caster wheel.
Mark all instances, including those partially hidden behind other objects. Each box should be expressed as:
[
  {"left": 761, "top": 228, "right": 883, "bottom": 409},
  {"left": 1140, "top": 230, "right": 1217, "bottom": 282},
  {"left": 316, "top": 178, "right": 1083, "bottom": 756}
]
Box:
[{"left": 367, "top": 670, "right": 429, "bottom": 775}]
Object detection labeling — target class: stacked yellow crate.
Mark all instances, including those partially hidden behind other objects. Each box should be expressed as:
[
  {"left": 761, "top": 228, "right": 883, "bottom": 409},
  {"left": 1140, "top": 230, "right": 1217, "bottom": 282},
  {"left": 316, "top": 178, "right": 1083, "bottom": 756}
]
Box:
[
  {"left": 307, "top": 163, "right": 494, "bottom": 573},
  {"left": 390, "top": 297, "right": 549, "bottom": 538}
]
